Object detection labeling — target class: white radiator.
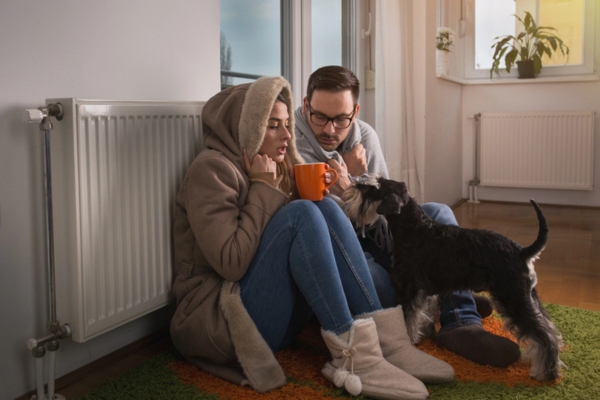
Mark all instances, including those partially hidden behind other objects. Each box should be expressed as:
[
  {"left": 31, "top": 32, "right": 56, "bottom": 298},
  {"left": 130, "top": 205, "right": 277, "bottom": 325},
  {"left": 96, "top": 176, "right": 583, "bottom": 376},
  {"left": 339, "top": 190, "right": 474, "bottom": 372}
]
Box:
[
  {"left": 477, "top": 111, "right": 595, "bottom": 190},
  {"left": 49, "top": 98, "right": 204, "bottom": 342}
]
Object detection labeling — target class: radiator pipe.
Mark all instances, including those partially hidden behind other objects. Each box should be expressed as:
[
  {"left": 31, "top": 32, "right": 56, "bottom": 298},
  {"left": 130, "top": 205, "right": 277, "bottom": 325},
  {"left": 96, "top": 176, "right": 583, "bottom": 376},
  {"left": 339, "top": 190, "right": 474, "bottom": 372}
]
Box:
[
  {"left": 47, "top": 340, "right": 59, "bottom": 400},
  {"left": 43, "top": 126, "right": 57, "bottom": 326},
  {"left": 32, "top": 346, "right": 45, "bottom": 400},
  {"left": 25, "top": 103, "right": 71, "bottom": 400},
  {"left": 468, "top": 113, "right": 481, "bottom": 204}
]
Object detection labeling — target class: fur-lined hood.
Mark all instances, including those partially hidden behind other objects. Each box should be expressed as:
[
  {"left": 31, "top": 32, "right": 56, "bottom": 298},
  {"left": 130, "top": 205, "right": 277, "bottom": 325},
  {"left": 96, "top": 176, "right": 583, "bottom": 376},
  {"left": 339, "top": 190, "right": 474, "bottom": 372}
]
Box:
[{"left": 202, "top": 76, "right": 304, "bottom": 173}]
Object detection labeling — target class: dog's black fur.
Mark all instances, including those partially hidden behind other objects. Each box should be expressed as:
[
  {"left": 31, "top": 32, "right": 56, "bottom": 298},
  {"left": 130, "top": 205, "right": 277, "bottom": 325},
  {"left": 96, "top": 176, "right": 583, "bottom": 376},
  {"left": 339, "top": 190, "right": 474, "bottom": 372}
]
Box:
[{"left": 343, "top": 176, "right": 564, "bottom": 382}]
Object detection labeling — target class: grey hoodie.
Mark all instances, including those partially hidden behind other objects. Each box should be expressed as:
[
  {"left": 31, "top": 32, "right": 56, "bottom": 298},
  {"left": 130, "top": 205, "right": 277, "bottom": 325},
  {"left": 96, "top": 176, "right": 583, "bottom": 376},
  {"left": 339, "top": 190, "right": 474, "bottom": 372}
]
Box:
[{"left": 294, "top": 106, "right": 389, "bottom": 179}]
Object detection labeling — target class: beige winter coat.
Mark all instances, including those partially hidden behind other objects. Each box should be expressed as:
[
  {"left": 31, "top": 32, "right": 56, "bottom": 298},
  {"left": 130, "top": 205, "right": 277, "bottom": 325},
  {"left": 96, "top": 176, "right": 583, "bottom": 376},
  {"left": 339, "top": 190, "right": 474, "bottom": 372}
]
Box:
[{"left": 170, "top": 77, "right": 304, "bottom": 392}]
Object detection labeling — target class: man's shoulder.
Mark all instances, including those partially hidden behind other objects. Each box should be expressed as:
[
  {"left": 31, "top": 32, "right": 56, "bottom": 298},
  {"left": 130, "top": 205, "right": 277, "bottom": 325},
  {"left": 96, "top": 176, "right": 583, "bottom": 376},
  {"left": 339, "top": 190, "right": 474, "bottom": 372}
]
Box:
[
  {"left": 356, "top": 118, "right": 374, "bottom": 128},
  {"left": 354, "top": 119, "right": 378, "bottom": 142},
  {"left": 355, "top": 118, "right": 376, "bottom": 134}
]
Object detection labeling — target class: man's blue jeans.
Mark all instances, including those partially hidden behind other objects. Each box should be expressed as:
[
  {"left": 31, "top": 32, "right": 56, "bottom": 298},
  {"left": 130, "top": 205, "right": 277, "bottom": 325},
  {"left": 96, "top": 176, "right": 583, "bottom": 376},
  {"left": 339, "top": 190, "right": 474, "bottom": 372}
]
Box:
[
  {"left": 239, "top": 197, "right": 382, "bottom": 352},
  {"left": 363, "top": 202, "right": 482, "bottom": 332}
]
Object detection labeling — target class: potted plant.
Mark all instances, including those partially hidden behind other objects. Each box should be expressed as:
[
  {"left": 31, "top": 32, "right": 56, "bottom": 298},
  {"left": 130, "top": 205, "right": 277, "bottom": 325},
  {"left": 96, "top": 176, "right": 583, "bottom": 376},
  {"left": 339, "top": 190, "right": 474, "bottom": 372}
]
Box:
[
  {"left": 436, "top": 27, "right": 454, "bottom": 75},
  {"left": 490, "top": 11, "right": 569, "bottom": 79}
]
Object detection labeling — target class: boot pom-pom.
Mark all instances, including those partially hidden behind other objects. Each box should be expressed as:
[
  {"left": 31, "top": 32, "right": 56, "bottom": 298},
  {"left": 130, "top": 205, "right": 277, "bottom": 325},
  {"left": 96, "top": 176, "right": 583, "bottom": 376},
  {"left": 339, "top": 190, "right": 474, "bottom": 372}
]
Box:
[
  {"left": 344, "top": 373, "right": 362, "bottom": 396},
  {"left": 333, "top": 369, "right": 349, "bottom": 387}
]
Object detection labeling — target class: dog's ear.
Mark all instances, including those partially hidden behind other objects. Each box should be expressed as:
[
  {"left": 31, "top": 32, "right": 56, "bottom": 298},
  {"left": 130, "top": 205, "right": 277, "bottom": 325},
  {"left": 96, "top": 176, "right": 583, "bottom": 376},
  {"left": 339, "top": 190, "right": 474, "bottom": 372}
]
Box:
[{"left": 377, "top": 193, "right": 403, "bottom": 215}]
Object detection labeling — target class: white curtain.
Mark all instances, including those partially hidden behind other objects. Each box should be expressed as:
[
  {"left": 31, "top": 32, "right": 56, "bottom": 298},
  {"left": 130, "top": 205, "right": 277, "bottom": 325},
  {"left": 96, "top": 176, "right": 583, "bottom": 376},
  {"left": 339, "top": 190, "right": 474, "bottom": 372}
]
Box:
[{"left": 375, "top": 0, "right": 424, "bottom": 202}]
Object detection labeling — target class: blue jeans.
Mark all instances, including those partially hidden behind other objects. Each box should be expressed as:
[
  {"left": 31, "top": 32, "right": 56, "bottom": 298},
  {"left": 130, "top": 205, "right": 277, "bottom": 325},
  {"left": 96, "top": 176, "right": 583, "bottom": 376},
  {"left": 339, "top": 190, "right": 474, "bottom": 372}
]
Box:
[
  {"left": 362, "top": 202, "right": 482, "bottom": 332},
  {"left": 239, "top": 197, "right": 382, "bottom": 352}
]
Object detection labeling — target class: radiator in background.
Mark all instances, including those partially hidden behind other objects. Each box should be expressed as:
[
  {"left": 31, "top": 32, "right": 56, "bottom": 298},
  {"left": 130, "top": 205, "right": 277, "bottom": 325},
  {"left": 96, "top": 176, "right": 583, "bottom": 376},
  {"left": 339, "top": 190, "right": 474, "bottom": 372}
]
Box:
[
  {"left": 476, "top": 111, "right": 595, "bottom": 190},
  {"left": 49, "top": 98, "right": 204, "bottom": 342}
]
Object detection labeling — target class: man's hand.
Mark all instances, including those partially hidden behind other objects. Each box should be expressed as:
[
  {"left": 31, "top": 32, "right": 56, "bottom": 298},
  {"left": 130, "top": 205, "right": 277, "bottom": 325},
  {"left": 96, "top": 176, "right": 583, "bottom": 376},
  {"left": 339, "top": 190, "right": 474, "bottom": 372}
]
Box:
[
  {"left": 341, "top": 144, "right": 368, "bottom": 177},
  {"left": 326, "top": 158, "right": 352, "bottom": 196}
]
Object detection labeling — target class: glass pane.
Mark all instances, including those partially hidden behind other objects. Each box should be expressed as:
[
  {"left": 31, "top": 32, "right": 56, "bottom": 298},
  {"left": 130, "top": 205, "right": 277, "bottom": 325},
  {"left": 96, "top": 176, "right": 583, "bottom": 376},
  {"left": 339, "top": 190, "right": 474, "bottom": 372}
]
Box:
[
  {"left": 312, "top": 0, "right": 343, "bottom": 70},
  {"left": 220, "top": 0, "right": 281, "bottom": 88},
  {"left": 539, "top": 0, "right": 583, "bottom": 66},
  {"left": 474, "top": 0, "right": 516, "bottom": 70}
]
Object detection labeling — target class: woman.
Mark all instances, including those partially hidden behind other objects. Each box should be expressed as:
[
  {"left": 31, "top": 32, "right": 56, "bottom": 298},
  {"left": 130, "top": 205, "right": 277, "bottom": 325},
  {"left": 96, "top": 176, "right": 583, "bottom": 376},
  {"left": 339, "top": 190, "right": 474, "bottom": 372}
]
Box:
[{"left": 170, "top": 76, "right": 452, "bottom": 399}]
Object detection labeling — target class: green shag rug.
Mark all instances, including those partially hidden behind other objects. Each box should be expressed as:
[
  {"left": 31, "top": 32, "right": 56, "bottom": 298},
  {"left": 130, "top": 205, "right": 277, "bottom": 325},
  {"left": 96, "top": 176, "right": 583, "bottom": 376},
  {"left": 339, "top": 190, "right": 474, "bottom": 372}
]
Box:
[{"left": 77, "top": 304, "right": 600, "bottom": 400}]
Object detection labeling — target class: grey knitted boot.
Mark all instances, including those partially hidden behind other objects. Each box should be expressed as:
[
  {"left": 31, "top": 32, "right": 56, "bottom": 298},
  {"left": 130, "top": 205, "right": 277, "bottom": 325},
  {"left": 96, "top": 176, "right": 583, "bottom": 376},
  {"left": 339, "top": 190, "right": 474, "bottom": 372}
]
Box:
[
  {"left": 321, "top": 318, "right": 429, "bottom": 400},
  {"left": 358, "top": 306, "right": 455, "bottom": 384}
]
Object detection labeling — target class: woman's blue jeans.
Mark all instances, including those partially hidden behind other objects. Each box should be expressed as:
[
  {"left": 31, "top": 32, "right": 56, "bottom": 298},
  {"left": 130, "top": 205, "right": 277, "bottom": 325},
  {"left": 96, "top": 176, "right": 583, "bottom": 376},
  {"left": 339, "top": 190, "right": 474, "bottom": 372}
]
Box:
[
  {"left": 239, "top": 197, "right": 382, "bottom": 352},
  {"left": 363, "top": 202, "right": 482, "bottom": 332}
]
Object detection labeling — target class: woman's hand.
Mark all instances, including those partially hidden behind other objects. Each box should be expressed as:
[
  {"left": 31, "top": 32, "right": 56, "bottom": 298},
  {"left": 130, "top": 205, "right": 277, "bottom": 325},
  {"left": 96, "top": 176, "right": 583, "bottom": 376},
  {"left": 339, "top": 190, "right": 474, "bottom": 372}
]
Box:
[{"left": 243, "top": 148, "right": 277, "bottom": 175}]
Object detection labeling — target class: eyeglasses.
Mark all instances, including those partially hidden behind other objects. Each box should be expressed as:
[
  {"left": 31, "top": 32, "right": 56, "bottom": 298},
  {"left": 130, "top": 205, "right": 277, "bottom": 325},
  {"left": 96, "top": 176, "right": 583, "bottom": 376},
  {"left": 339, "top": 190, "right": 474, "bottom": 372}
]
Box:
[{"left": 307, "top": 103, "right": 356, "bottom": 129}]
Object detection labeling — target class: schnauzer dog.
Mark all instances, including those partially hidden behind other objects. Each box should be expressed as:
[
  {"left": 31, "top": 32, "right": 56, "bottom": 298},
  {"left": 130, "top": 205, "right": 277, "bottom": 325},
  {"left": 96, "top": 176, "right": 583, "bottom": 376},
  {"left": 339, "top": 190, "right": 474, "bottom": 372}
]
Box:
[{"left": 342, "top": 175, "right": 564, "bottom": 382}]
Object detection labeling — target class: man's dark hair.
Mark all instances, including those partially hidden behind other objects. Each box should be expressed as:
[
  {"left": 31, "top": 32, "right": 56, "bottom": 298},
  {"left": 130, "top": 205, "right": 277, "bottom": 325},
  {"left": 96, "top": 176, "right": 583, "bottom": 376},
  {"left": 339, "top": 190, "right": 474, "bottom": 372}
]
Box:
[{"left": 306, "top": 65, "right": 360, "bottom": 105}]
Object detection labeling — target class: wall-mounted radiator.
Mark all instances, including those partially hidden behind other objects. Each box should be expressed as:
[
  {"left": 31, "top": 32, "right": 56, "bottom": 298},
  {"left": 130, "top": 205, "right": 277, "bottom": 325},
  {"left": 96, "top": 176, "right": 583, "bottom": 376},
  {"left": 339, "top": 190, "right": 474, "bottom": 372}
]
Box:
[
  {"left": 475, "top": 111, "right": 595, "bottom": 190},
  {"left": 49, "top": 99, "right": 204, "bottom": 342}
]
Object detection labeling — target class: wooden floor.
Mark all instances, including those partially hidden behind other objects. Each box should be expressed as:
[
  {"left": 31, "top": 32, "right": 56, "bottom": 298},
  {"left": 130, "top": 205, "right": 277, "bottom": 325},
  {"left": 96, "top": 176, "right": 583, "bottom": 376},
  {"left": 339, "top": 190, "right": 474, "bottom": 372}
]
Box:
[
  {"left": 20, "top": 200, "right": 600, "bottom": 399},
  {"left": 453, "top": 200, "right": 600, "bottom": 312}
]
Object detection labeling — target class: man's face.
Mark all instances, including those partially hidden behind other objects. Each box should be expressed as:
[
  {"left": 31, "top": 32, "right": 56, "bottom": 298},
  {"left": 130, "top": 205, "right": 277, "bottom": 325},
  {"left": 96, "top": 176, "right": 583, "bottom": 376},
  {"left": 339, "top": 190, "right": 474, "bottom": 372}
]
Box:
[{"left": 303, "top": 89, "right": 360, "bottom": 152}]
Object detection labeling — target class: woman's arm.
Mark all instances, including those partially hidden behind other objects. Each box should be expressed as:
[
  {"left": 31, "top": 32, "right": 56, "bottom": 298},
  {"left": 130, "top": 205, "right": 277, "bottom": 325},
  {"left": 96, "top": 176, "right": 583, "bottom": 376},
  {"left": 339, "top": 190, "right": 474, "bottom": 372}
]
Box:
[{"left": 184, "top": 153, "right": 288, "bottom": 281}]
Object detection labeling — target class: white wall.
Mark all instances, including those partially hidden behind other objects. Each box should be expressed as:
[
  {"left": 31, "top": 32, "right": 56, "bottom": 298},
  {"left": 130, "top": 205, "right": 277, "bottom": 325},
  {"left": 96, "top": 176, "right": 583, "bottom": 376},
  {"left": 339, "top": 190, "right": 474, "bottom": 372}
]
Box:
[
  {"left": 0, "top": 1, "right": 220, "bottom": 398},
  {"left": 423, "top": 0, "right": 464, "bottom": 205}
]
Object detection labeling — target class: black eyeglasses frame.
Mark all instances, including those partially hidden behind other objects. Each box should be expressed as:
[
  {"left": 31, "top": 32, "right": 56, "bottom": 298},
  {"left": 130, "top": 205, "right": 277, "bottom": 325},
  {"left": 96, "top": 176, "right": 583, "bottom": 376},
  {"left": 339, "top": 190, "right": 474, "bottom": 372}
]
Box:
[{"left": 307, "top": 102, "right": 357, "bottom": 129}]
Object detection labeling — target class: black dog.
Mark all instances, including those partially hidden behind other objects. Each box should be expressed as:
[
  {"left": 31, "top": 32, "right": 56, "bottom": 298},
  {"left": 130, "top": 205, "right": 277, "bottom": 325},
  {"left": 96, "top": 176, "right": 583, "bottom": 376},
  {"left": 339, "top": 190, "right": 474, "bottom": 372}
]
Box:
[{"left": 342, "top": 176, "right": 564, "bottom": 382}]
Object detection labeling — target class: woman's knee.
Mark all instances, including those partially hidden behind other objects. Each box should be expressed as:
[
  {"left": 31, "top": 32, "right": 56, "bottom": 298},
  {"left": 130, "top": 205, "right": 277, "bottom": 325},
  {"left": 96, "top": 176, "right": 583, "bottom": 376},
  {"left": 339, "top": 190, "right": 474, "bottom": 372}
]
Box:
[
  {"left": 284, "top": 199, "right": 320, "bottom": 217},
  {"left": 314, "top": 196, "right": 350, "bottom": 223},
  {"left": 282, "top": 200, "right": 328, "bottom": 229},
  {"left": 422, "top": 202, "right": 458, "bottom": 226}
]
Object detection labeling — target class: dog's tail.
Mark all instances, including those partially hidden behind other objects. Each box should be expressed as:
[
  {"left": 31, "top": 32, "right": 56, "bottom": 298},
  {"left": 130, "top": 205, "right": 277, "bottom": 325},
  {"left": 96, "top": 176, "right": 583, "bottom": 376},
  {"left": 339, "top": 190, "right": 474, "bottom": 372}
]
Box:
[{"left": 520, "top": 199, "right": 548, "bottom": 260}]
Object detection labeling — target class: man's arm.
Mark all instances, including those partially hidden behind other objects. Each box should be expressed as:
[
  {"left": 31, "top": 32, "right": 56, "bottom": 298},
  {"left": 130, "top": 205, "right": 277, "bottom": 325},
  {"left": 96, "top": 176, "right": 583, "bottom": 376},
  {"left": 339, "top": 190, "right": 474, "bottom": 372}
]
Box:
[
  {"left": 326, "top": 120, "right": 388, "bottom": 196},
  {"left": 325, "top": 158, "right": 353, "bottom": 196},
  {"left": 354, "top": 120, "right": 389, "bottom": 179},
  {"left": 341, "top": 143, "right": 367, "bottom": 177}
]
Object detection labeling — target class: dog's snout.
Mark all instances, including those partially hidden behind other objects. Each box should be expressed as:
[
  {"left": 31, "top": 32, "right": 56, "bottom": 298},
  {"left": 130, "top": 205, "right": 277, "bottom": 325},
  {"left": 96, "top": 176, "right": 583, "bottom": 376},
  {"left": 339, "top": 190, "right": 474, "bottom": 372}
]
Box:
[{"left": 376, "top": 194, "right": 402, "bottom": 215}]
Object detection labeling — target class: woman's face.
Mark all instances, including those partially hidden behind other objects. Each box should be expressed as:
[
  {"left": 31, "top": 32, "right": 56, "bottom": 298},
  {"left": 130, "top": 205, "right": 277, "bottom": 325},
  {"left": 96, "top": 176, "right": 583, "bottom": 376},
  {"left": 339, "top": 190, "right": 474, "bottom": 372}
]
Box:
[{"left": 258, "top": 101, "right": 291, "bottom": 163}]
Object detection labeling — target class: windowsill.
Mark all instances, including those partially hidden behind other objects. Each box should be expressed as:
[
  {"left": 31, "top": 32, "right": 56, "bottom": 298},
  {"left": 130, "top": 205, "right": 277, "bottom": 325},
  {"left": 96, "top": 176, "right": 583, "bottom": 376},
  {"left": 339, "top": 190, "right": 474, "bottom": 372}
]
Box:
[{"left": 437, "top": 73, "right": 600, "bottom": 85}]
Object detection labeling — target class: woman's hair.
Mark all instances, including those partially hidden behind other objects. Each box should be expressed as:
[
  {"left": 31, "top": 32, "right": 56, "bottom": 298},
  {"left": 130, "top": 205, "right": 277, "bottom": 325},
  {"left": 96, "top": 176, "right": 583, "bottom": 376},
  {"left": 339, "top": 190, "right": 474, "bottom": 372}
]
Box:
[
  {"left": 274, "top": 90, "right": 293, "bottom": 195},
  {"left": 306, "top": 65, "right": 360, "bottom": 105},
  {"left": 276, "top": 92, "right": 287, "bottom": 104}
]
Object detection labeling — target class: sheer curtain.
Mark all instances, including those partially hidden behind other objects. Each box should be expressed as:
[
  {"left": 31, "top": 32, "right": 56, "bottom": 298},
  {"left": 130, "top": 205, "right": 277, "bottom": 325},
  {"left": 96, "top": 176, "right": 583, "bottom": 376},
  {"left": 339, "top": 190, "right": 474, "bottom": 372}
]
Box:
[{"left": 375, "top": 0, "right": 424, "bottom": 202}]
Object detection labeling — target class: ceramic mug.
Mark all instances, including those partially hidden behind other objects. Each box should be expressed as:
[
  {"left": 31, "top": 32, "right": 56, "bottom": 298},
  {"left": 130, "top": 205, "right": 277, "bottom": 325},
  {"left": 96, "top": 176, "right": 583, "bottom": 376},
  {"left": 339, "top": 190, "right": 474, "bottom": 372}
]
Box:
[{"left": 294, "top": 163, "right": 338, "bottom": 201}]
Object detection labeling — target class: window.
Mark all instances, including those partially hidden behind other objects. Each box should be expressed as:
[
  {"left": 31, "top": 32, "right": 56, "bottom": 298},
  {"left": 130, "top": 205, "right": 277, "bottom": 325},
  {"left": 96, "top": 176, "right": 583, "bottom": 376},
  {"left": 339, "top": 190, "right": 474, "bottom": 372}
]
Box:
[
  {"left": 220, "top": 0, "right": 282, "bottom": 88},
  {"left": 463, "top": 0, "right": 595, "bottom": 79},
  {"left": 311, "top": 0, "right": 356, "bottom": 72},
  {"left": 220, "top": 0, "right": 356, "bottom": 92}
]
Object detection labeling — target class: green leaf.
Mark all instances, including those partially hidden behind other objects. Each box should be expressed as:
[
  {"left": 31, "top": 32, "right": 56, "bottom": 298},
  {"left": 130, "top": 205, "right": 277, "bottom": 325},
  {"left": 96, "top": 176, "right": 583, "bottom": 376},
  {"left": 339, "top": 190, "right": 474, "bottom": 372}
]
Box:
[
  {"left": 505, "top": 49, "right": 518, "bottom": 72},
  {"left": 535, "top": 41, "right": 547, "bottom": 57},
  {"left": 533, "top": 54, "right": 543, "bottom": 76},
  {"left": 523, "top": 12, "right": 532, "bottom": 30},
  {"left": 520, "top": 47, "right": 529, "bottom": 61},
  {"left": 491, "top": 37, "right": 513, "bottom": 59},
  {"left": 490, "top": 47, "right": 509, "bottom": 78}
]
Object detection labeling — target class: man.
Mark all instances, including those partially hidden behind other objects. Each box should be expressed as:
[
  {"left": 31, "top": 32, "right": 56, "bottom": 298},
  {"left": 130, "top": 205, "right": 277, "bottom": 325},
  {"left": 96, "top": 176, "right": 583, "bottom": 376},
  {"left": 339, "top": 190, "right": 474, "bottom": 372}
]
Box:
[{"left": 295, "top": 65, "right": 521, "bottom": 368}]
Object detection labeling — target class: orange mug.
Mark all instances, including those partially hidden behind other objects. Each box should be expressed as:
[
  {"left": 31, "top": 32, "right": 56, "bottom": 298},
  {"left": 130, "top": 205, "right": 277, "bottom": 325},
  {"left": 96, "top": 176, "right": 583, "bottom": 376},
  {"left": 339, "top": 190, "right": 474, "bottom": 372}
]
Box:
[{"left": 294, "top": 163, "right": 338, "bottom": 201}]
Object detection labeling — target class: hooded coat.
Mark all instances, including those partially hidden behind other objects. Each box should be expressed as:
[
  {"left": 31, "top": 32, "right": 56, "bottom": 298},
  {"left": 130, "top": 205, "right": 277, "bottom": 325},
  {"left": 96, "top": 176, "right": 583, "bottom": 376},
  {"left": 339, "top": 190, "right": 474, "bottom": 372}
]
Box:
[{"left": 170, "top": 77, "right": 304, "bottom": 392}]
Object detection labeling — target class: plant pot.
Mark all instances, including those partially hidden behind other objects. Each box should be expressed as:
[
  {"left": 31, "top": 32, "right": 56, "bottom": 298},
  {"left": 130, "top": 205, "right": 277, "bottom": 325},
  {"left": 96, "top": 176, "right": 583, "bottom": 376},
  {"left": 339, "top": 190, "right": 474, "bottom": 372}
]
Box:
[
  {"left": 517, "top": 60, "right": 536, "bottom": 79},
  {"left": 436, "top": 50, "right": 450, "bottom": 75}
]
